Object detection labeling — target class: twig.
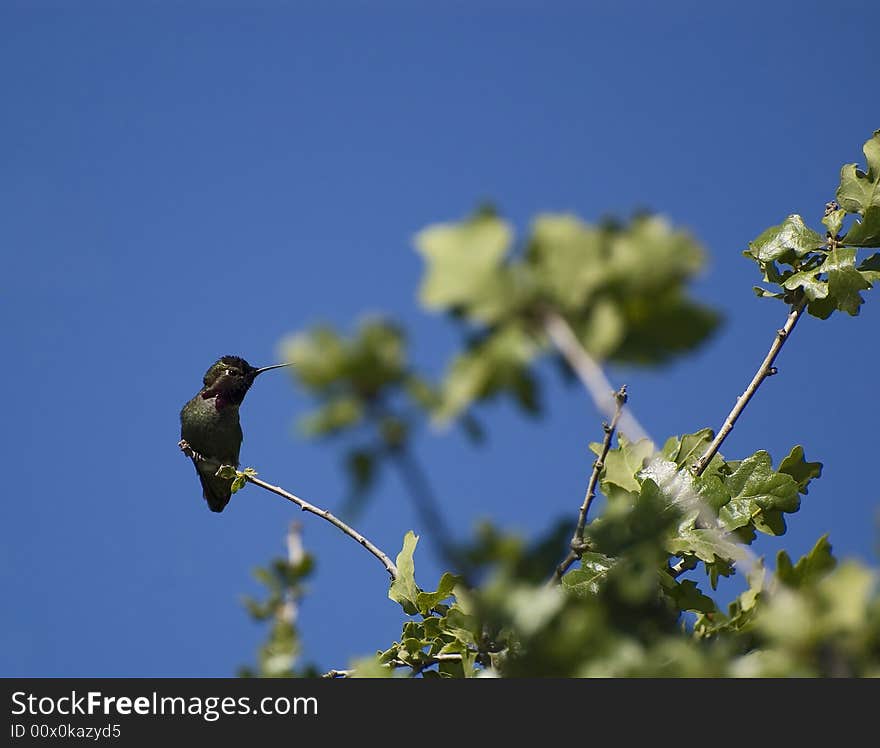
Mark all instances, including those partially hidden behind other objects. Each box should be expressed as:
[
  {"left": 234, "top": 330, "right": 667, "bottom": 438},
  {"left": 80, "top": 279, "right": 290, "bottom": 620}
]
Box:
[
  {"left": 247, "top": 474, "right": 399, "bottom": 581},
  {"left": 543, "top": 309, "right": 650, "bottom": 444},
  {"left": 550, "top": 386, "right": 628, "bottom": 584},
  {"left": 178, "top": 440, "right": 398, "bottom": 581},
  {"left": 544, "top": 299, "right": 807, "bottom": 583},
  {"left": 668, "top": 296, "right": 807, "bottom": 577},
  {"left": 320, "top": 652, "right": 464, "bottom": 679},
  {"left": 691, "top": 297, "right": 807, "bottom": 476}
]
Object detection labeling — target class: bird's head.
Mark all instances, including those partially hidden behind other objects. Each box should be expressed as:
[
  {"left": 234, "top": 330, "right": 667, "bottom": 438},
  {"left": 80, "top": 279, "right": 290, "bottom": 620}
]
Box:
[{"left": 201, "top": 355, "right": 291, "bottom": 407}]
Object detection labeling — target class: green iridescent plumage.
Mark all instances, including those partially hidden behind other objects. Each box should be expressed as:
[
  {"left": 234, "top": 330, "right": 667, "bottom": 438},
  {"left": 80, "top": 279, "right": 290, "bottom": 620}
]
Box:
[{"left": 180, "top": 356, "right": 289, "bottom": 512}]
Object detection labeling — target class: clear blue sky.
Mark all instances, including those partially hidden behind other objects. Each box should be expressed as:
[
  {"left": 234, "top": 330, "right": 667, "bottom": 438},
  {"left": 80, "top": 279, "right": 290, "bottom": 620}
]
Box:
[{"left": 2, "top": 2, "right": 878, "bottom": 677}]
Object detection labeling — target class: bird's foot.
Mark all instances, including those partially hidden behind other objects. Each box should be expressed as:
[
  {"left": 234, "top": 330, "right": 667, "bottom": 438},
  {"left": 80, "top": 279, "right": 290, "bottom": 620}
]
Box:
[{"left": 178, "top": 439, "right": 207, "bottom": 463}]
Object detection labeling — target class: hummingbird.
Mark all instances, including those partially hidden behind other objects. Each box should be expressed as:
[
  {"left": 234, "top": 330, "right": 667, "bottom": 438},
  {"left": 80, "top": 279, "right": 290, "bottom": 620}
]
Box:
[{"left": 180, "top": 355, "right": 291, "bottom": 512}]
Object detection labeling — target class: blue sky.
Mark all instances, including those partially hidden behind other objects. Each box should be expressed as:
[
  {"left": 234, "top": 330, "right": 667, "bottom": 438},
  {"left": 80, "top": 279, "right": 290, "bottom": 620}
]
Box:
[{"left": 2, "top": 2, "right": 878, "bottom": 677}]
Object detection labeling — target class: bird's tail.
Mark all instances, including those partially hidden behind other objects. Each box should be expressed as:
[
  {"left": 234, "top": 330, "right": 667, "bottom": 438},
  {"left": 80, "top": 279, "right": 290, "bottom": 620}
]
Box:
[{"left": 195, "top": 461, "right": 233, "bottom": 512}]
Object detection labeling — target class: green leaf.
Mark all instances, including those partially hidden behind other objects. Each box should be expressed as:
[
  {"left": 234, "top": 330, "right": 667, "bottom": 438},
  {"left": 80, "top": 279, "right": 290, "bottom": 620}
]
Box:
[
  {"left": 415, "top": 212, "right": 515, "bottom": 322},
  {"left": 605, "top": 215, "right": 706, "bottom": 292},
  {"left": 416, "top": 572, "right": 462, "bottom": 614},
  {"left": 282, "top": 319, "right": 409, "bottom": 402},
  {"left": 441, "top": 607, "right": 479, "bottom": 648},
  {"left": 593, "top": 437, "right": 655, "bottom": 493},
  {"left": 836, "top": 130, "right": 880, "bottom": 214},
  {"left": 241, "top": 596, "right": 275, "bottom": 621},
  {"left": 533, "top": 213, "right": 719, "bottom": 365},
  {"left": 777, "top": 445, "right": 822, "bottom": 495},
  {"left": 666, "top": 528, "right": 748, "bottom": 565},
  {"left": 350, "top": 655, "right": 394, "bottom": 678},
  {"left": 669, "top": 429, "right": 714, "bottom": 469},
  {"left": 717, "top": 451, "right": 802, "bottom": 537},
  {"left": 747, "top": 215, "right": 826, "bottom": 263},
  {"left": 561, "top": 552, "right": 614, "bottom": 597},
  {"left": 761, "top": 261, "right": 789, "bottom": 285},
  {"left": 662, "top": 578, "right": 717, "bottom": 614},
  {"left": 858, "top": 251, "right": 880, "bottom": 279},
  {"left": 753, "top": 286, "right": 786, "bottom": 300},
  {"left": 806, "top": 295, "right": 835, "bottom": 320},
  {"left": 825, "top": 248, "right": 872, "bottom": 315},
  {"left": 842, "top": 206, "right": 880, "bottom": 247},
  {"left": 738, "top": 563, "right": 767, "bottom": 614},
  {"left": 404, "top": 375, "right": 441, "bottom": 412},
  {"left": 718, "top": 497, "right": 754, "bottom": 532},
  {"left": 298, "top": 396, "right": 364, "bottom": 437},
  {"left": 822, "top": 208, "right": 846, "bottom": 237},
  {"left": 754, "top": 508, "right": 788, "bottom": 536},
  {"left": 816, "top": 562, "right": 876, "bottom": 631},
  {"left": 706, "top": 557, "right": 737, "bottom": 589},
  {"left": 282, "top": 327, "right": 348, "bottom": 391},
  {"left": 781, "top": 269, "right": 829, "bottom": 301},
  {"left": 698, "top": 561, "right": 766, "bottom": 634},
  {"left": 527, "top": 213, "right": 607, "bottom": 310},
  {"left": 725, "top": 451, "right": 801, "bottom": 514},
  {"left": 436, "top": 323, "right": 539, "bottom": 422},
  {"left": 610, "top": 291, "right": 721, "bottom": 365},
  {"left": 388, "top": 531, "right": 421, "bottom": 615},
  {"left": 575, "top": 299, "right": 626, "bottom": 359},
  {"left": 693, "top": 473, "right": 733, "bottom": 513},
  {"left": 776, "top": 534, "right": 836, "bottom": 589},
  {"left": 400, "top": 637, "right": 427, "bottom": 658},
  {"left": 215, "top": 464, "right": 238, "bottom": 480}
]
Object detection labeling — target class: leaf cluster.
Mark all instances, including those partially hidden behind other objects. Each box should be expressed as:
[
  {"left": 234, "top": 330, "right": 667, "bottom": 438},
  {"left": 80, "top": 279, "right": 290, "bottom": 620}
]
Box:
[
  {"left": 749, "top": 131, "right": 880, "bottom": 317},
  {"left": 416, "top": 210, "right": 720, "bottom": 421},
  {"left": 280, "top": 319, "right": 444, "bottom": 513},
  {"left": 240, "top": 130, "right": 880, "bottom": 678}
]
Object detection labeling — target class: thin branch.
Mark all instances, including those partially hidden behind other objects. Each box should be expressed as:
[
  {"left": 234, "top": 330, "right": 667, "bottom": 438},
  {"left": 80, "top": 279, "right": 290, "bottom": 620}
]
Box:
[
  {"left": 320, "top": 652, "right": 464, "bottom": 679},
  {"left": 247, "top": 474, "right": 399, "bottom": 581},
  {"left": 551, "top": 386, "right": 628, "bottom": 585},
  {"left": 543, "top": 309, "right": 650, "bottom": 444},
  {"left": 692, "top": 297, "right": 807, "bottom": 476},
  {"left": 544, "top": 299, "right": 808, "bottom": 584},
  {"left": 668, "top": 296, "right": 807, "bottom": 578},
  {"left": 178, "top": 440, "right": 398, "bottom": 581}
]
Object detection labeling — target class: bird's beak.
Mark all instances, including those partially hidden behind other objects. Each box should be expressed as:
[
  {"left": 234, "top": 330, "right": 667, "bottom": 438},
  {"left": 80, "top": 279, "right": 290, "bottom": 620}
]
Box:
[{"left": 253, "top": 363, "right": 293, "bottom": 376}]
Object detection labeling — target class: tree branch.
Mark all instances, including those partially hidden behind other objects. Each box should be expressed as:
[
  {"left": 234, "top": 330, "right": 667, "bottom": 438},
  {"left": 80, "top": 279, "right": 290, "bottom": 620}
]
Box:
[
  {"left": 246, "top": 473, "right": 399, "bottom": 580},
  {"left": 321, "top": 669, "right": 353, "bottom": 679},
  {"left": 550, "top": 386, "right": 628, "bottom": 585},
  {"left": 178, "top": 440, "right": 398, "bottom": 581},
  {"left": 668, "top": 296, "right": 807, "bottom": 578},
  {"left": 692, "top": 297, "right": 807, "bottom": 476},
  {"left": 542, "top": 309, "right": 650, "bottom": 444},
  {"left": 320, "top": 652, "right": 464, "bottom": 679}
]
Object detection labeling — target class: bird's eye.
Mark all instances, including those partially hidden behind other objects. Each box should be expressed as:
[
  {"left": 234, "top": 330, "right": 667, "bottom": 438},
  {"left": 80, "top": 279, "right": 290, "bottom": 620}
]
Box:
[{"left": 224, "top": 368, "right": 232, "bottom": 377}]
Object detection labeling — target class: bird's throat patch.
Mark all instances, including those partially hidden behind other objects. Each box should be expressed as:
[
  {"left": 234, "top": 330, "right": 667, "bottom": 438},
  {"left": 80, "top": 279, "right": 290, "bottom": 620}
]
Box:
[{"left": 201, "top": 388, "right": 229, "bottom": 411}]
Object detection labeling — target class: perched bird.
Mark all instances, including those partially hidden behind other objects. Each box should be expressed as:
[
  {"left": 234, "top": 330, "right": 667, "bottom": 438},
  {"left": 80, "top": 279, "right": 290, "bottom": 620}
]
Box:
[{"left": 180, "top": 355, "right": 290, "bottom": 512}]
